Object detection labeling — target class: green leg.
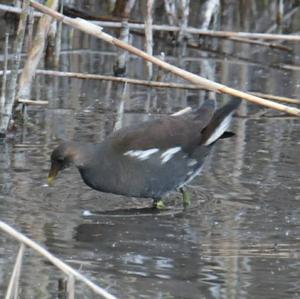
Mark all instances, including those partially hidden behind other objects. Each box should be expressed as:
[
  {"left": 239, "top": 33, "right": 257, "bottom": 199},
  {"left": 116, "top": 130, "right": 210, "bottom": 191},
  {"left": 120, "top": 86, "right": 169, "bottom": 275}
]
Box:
[
  {"left": 152, "top": 198, "right": 166, "bottom": 209},
  {"left": 180, "top": 187, "right": 191, "bottom": 208}
]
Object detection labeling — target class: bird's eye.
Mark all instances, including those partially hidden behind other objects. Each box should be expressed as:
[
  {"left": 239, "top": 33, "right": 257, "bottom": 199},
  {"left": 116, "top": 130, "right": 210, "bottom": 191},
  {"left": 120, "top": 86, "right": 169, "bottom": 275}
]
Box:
[
  {"left": 51, "top": 156, "right": 64, "bottom": 163},
  {"left": 57, "top": 157, "right": 64, "bottom": 162}
]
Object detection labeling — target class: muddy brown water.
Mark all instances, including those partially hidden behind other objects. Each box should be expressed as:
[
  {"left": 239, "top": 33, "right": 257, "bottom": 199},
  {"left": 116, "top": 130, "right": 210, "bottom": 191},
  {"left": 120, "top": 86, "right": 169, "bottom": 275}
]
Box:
[{"left": 1, "top": 1, "right": 300, "bottom": 298}]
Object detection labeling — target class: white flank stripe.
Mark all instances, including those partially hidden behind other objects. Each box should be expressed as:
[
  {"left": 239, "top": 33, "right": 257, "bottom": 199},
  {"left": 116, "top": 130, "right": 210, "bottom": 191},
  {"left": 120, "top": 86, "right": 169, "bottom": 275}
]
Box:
[
  {"left": 124, "top": 148, "right": 159, "bottom": 160},
  {"left": 188, "top": 159, "right": 198, "bottom": 167},
  {"left": 160, "top": 147, "right": 181, "bottom": 164},
  {"left": 204, "top": 113, "right": 233, "bottom": 145}
]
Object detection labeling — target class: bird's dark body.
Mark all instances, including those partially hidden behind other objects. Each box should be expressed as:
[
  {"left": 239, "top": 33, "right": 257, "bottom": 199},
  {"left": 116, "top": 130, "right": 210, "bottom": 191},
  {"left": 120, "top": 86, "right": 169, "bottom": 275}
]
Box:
[
  {"left": 77, "top": 116, "right": 212, "bottom": 198},
  {"left": 49, "top": 99, "right": 241, "bottom": 199}
]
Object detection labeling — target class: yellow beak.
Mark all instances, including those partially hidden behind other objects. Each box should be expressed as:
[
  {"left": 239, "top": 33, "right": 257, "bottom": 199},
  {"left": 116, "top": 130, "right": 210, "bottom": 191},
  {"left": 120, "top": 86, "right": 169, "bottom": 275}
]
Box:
[{"left": 47, "top": 164, "right": 59, "bottom": 186}]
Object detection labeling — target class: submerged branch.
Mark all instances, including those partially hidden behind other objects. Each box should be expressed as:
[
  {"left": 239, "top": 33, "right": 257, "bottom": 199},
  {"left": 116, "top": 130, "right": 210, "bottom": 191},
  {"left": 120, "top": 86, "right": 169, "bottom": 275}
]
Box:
[
  {"left": 0, "top": 69, "right": 298, "bottom": 106},
  {"left": 228, "top": 37, "right": 292, "bottom": 52},
  {"left": 34, "top": 70, "right": 300, "bottom": 105}
]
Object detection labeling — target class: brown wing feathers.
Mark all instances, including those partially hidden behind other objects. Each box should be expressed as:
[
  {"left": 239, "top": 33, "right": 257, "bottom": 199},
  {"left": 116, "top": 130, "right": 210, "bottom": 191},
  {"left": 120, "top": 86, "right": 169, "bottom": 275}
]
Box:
[{"left": 109, "top": 98, "right": 239, "bottom": 153}]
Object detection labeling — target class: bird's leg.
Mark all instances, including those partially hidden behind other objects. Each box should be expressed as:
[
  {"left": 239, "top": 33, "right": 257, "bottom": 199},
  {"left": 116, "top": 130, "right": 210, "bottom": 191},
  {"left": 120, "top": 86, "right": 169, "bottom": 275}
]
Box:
[
  {"left": 152, "top": 198, "right": 166, "bottom": 209},
  {"left": 180, "top": 187, "right": 191, "bottom": 208}
]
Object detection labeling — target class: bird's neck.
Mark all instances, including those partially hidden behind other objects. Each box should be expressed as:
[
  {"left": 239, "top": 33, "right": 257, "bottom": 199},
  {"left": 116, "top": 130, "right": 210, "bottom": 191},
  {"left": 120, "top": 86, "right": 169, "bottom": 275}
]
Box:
[{"left": 73, "top": 143, "right": 100, "bottom": 169}]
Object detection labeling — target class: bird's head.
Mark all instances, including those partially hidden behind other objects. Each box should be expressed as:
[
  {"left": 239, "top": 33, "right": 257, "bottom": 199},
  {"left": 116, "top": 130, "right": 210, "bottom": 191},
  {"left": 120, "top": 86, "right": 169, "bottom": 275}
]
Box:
[{"left": 48, "top": 142, "right": 78, "bottom": 185}]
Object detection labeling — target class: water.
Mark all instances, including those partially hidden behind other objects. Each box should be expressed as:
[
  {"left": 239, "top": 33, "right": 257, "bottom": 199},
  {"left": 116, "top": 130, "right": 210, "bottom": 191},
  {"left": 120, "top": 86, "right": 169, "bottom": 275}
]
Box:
[{"left": 1, "top": 1, "right": 300, "bottom": 298}]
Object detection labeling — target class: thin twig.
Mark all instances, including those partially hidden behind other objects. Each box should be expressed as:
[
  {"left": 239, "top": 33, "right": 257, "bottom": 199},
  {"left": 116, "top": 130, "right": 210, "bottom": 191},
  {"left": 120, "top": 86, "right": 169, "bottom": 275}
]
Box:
[
  {"left": 0, "top": 33, "right": 9, "bottom": 114},
  {"left": 228, "top": 36, "right": 292, "bottom": 52},
  {"left": 276, "top": 0, "right": 284, "bottom": 27},
  {"left": 5, "top": 243, "right": 25, "bottom": 299},
  {"left": 178, "top": 0, "right": 190, "bottom": 43},
  {"left": 199, "top": 0, "right": 220, "bottom": 99},
  {"left": 114, "top": 21, "right": 130, "bottom": 76},
  {"left": 18, "top": 99, "right": 49, "bottom": 105},
  {"left": 144, "top": 0, "right": 154, "bottom": 80},
  {"left": 27, "top": 7, "right": 35, "bottom": 50},
  {"left": 279, "top": 64, "right": 300, "bottom": 71},
  {"left": 113, "top": 83, "right": 127, "bottom": 131},
  {"left": 54, "top": 0, "right": 64, "bottom": 67},
  {"left": 13, "top": 245, "right": 24, "bottom": 299},
  {"left": 164, "top": 0, "right": 177, "bottom": 26},
  {"left": 250, "top": 92, "right": 300, "bottom": 105},
  {"left": 113, "top": 0, "right": 136, "bottom": 76}
]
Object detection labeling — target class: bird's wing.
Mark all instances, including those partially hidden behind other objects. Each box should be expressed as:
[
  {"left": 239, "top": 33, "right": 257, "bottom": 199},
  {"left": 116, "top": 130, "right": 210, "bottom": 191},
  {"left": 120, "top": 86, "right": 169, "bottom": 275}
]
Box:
[
  {"left": 108, "top": 99, "right": 217, "bottom": 154},
  {"left": 108, "top": 117, "right": 202, "bottom": 154}
]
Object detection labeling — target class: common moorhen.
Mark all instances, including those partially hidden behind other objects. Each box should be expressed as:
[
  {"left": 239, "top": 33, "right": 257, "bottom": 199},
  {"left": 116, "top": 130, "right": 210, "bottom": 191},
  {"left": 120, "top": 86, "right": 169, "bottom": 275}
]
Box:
[{"left": 48, "top": 98, "right": 240, "bottom": 208}]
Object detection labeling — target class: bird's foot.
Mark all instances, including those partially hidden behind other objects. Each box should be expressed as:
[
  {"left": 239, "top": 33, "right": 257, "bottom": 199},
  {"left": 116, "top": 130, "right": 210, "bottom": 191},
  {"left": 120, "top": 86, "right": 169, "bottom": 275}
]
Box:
[
  {"left": 180, "top": 188, "right": 191, "bottom": 209},
  {"left": 152, "top": 199, "right": 166, "bottom": 209}
]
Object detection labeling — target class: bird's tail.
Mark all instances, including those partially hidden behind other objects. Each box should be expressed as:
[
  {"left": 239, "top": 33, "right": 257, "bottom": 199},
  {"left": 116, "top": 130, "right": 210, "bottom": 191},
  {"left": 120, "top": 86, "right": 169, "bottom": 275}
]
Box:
[
  {"left": 201, "top": 98, "right": 241, "bottom": 145},
  {"left": 190, "top": 98, "right": 216, "bottom": 127}
]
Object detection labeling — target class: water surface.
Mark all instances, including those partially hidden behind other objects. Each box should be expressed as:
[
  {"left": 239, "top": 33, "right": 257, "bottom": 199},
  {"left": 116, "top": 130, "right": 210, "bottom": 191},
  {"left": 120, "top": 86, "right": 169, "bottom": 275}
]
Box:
[{"left": 1, "top": 1, "right": 300, "bottom": 298}]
